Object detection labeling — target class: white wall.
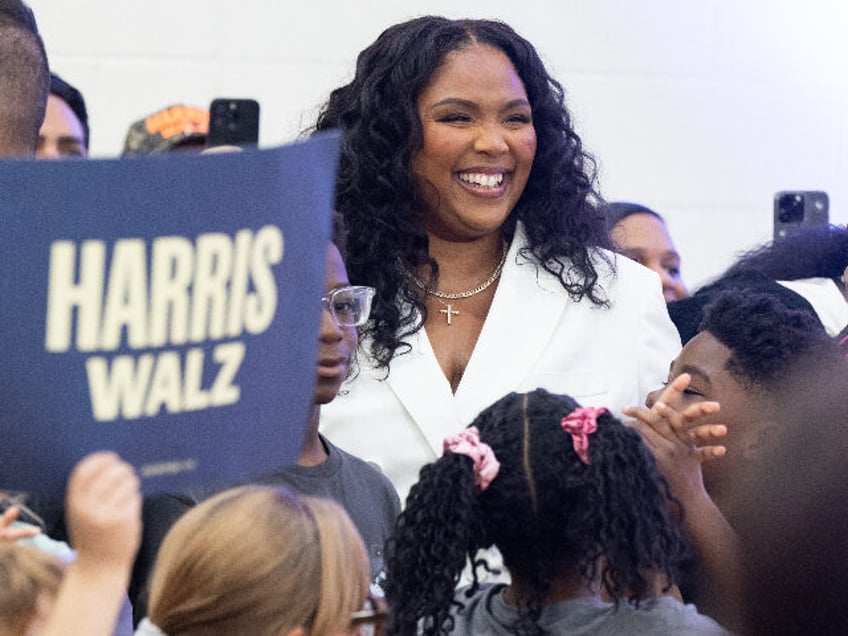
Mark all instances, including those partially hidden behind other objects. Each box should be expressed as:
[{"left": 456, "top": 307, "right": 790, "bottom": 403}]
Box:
[{"left": 27, "top": 0, "right": 848, "bottom": 289}]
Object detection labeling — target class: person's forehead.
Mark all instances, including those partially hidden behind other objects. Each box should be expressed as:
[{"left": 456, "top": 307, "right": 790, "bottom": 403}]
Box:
[
  {"left": 421, "top": 44, "right": 526, "bottom": 102},
  {"left": 324, "top": 244, "right": 349, "bottom": 287},
  {"left": 684, "top": 328, "right": 765, "bottom": 401},
  {"left": 42, "top": 94, "right": 84, "bottom": 137},
  {"left": 676, "top": 331, "right": 732, "bottom": 380},
  {"left": 613, "top": 213, "right": 674, "bottom": 249}
]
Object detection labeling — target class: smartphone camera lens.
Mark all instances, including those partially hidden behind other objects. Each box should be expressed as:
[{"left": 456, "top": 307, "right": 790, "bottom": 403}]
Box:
[
  {"left": 211, "top": 103, "right": 227, "bottom": 130},
  {"left": 778, "top": 193, "right": 805, "bottom": 223}
]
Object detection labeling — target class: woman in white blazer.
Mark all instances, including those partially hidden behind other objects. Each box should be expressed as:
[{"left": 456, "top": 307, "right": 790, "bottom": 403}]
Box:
[{"left": 314, "top": 16, "right": 680, "bottom": 500}]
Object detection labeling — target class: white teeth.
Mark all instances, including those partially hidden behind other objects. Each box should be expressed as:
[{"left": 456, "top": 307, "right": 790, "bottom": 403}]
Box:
[{"left": 459, "top": 172, "right": 504, "bottom": 188}]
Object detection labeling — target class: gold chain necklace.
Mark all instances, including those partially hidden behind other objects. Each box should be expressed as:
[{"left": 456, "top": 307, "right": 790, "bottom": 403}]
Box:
[{"left": 407, "top": 242, "right": 508, "bottom": 325}]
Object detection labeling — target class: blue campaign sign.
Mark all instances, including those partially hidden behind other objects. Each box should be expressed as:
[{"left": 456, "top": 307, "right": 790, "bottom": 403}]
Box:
[{"left": 0, "top": 132, "right": 340, "bottom": 498}]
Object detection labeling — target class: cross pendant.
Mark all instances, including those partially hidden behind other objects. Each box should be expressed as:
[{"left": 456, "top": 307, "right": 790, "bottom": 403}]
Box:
[{"left": 439, "top": 304, "right": 460, "bottom": 325}]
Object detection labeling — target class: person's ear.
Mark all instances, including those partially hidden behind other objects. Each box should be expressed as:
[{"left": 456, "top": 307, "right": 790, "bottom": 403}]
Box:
[{"left": 742, "top": 422, "right": 778, "bottom": 459}]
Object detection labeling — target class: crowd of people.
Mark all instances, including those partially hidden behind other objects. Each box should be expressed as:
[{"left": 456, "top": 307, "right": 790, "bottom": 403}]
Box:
[{"left": 2, "top": 1, "right": 848, "bottom": 634}]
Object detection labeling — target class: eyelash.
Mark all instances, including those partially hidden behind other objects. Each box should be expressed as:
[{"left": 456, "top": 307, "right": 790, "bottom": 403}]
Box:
[
  {"left": 437, "top": 113, "right": 472, "bottom": 123},
  {"left": 435, "top": 113, "right": 531, "bottom": 125},
  {"left": 660, "top": 380, "right": 705, "bottom": 398}
]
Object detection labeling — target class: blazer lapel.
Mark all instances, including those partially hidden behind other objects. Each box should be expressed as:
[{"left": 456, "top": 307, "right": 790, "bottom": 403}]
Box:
[
  {"left": 383, "top": 223, "right": 572, "bottom": 453},
  {"left": 455, "top": 224, "right": 570, "bottom": 422},
  {"left": 383, "top": 326, "right": 462, "bottom": 455}
]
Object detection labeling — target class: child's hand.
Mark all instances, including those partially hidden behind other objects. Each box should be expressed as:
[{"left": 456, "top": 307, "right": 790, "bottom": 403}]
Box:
[
  {"left": 37, "top": 454, "right": 141, "bottom": 636},
  {"left": 626, "top": 373, "right": 727, "bottom": 461},
  {"left": 0, "top": 505, "right": 41, "bottom": 542},
  {"left": 65, "top": 452, "right": 141, "bottom": 573},
  {"left": 623, "top": 373, "right": 727, "bottom": 505}
]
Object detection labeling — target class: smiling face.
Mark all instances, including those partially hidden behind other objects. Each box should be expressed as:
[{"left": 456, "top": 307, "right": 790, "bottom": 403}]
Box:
[
  {"left": 646, "top": 331, "right": 773, "bottom": 503},
  {"left": 611, "top": 213, "right": 687, "bottom": 302},
  {"left": 37, "top": 94, "right": 87, "bottom": 159},
  {"left": 412, "top": 44, "right": 537, "bottom": 241},
  {"left": 314, "top": 244, "right": 358, "bottom": 405}
]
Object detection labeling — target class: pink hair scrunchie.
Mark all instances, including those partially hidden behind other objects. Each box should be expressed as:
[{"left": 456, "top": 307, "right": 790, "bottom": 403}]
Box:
[
  {"left": 443, "top": 426, "right": 500, "bottom": 491},
  {"left": 561, "top": 406, "right": 607, "bottom": 465}
]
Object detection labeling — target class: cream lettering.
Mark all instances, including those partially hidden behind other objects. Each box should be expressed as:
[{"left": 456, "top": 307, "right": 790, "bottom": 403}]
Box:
[
  {"left": 85, "top": 343, "right": 246, "bottom": 422},
  {"left": 44, "top": 226, "right": 284, "bottom": 352},
  {"left": 46, "top": 226, "right": 283, "bottom": 422}
]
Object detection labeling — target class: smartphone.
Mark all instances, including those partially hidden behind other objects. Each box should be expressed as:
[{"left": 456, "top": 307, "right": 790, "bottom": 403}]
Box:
[
  {"left": 773, "top": 190, "right": 829, "bottom": 240},
  {"left": 206, "top": 98, "right": 260, "bottom": 148}
]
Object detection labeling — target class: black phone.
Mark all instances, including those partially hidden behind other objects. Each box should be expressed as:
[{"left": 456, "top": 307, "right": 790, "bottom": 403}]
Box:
[
  {"left": 773, "top": 190, "right": 829, "bottom": 240},
  {"left": 206, "top": 98, "right": 260, "bottom": 148}
]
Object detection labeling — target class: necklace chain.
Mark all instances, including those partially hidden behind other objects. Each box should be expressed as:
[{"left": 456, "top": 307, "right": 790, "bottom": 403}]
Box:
[{"left": 408, "top": 242, "right": 508, "bottom": 299}]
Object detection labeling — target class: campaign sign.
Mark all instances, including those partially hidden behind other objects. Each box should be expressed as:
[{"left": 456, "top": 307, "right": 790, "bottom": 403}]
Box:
[{"left": 0, "top": 132, "right": 340, "bottom": 498}]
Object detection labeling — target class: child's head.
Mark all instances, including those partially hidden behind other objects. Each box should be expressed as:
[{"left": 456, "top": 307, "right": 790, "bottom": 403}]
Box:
[
  {"left": 314, "top": 211, "right": 373, "bottom": 406},
  {"left": 386, "top": 389, "right": 688, "bottom": 635},
  {"left": 315, "top": 242, "right": 373, "bottom": 405},
  {"left": 147, "top": 486, "right": 371, "bottom": 636},
  {"left": 698, "top": 289, "right": 829, "bottom": 393},
  {"left": 0, "top": 544, "right": 64, "bottom": 636},
  {"left": 649, "top": 289, "right": 837, "bottom": 505}
]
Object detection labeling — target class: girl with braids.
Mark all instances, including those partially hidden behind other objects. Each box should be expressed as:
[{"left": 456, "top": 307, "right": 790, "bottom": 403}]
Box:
[
  {"left": 384, "top": 389, "right": 727, "bottom": 636},
  {"left": 315, "top": 16, "right": 680, "bottom": 500}
]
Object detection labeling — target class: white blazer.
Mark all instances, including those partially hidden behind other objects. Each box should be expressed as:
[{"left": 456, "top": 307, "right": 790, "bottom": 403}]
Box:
[{"left": 321, "top": 224, "right": 681, "bottom": 501}]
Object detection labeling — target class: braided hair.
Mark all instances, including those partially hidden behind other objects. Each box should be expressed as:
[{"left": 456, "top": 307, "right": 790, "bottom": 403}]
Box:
[{"left": 384, "top": 389, "right": 688, "bottom": 636}]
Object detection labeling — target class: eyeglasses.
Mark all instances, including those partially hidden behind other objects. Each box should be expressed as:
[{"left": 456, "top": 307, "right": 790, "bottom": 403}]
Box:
[
  {"left": 350, "top": 594, "right": 388, "bottom": 636},
  {"left": 321, "top": 285, "right": 375, "bottom": 327}
]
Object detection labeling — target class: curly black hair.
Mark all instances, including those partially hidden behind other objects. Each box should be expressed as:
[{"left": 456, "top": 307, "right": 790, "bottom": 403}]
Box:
[
  {"left": 384, "top": 389, "right": 688, "bottom": 636},
  {"left": 699, "top": 290, "right": 832, "bottom": 392},
  {"left": 311, "top": 16, "right": 611, "bottom": 370},
  {"left": 722, "top": 224, "right": 848, "bottom": 282}
]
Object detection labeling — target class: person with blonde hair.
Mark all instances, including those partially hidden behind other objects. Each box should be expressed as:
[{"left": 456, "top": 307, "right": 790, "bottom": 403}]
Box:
[
  {"left": 138, "top": 486, "right": 380, "bottom": 636},
  {"left": 0, "top": 544, "right": 64, "bottom": 636},
  {"left": 0, "top": 452, "right": 141, "bottom": 636}
]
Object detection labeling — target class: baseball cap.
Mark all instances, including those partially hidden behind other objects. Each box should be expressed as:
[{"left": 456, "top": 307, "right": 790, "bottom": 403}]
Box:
[{"left": 121, "top": 104, "right": 209, "bottom": 157}]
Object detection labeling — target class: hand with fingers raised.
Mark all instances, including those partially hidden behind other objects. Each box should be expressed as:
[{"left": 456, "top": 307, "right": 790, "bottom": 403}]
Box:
[
  {"left": 624, "top": 374, "right": 741, "bottom": 625},
  {"left": 40, "top": 452, "right": 142, "bottom": 636},
  {"left": 623, "top": 373, "right": 727, "bottom": 510}
]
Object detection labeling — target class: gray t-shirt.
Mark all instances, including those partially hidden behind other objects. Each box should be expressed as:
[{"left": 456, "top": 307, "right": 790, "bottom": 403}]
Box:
[
  {"left": 449, "top": 584, "right": 729, "bottom": 635},
  {"left": 250, "top": 435, "right": 401, "bottom": 583}
]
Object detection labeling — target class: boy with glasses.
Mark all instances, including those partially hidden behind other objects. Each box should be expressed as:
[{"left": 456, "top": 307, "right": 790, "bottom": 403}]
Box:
[{"left": 131, "top": 243, "right": 400, "bottom": 623}]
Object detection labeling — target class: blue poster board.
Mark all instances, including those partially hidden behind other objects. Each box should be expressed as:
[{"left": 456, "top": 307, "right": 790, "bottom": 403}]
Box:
[{"left": 0, "top": 132, "right": 340, "bottom": 497}]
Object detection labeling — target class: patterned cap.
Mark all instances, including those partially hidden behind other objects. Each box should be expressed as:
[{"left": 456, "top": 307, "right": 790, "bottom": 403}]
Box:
[{"left": 121, "top": 104, "right": 209, "bottom": 157}]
